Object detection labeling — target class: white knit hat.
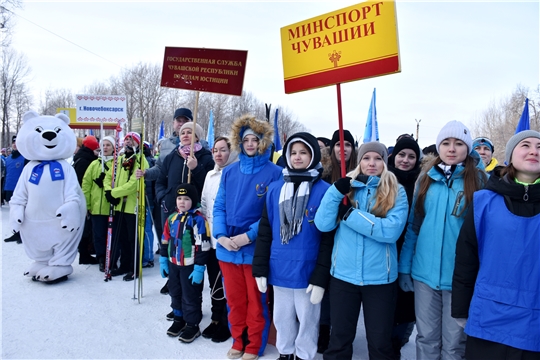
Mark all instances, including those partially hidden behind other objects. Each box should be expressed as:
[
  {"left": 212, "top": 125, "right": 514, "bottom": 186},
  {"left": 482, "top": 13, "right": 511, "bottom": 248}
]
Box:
[
  {"left": 505, "top": 130, "right": 540, "bottom": 164},
  {"left": 179, "top": 122, "right": 204, "bottom": 142},
  {"left": 436, "top": 120, "right": 473, "bottom": 154},
  {"left": 101, "top": 135, "right": 116, "bottom": 148}
]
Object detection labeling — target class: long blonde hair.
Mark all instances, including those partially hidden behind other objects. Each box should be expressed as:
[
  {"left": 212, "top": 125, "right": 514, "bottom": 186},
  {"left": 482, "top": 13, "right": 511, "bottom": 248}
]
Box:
[{"left": 347, "top": 162, "right": 399, "bottom": 218}]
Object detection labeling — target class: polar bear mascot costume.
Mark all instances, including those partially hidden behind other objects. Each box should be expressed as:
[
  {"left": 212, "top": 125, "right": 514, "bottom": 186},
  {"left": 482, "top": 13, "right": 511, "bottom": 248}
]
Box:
[{"left": 9, "top": 111, "right": 86, "bottom": 283}]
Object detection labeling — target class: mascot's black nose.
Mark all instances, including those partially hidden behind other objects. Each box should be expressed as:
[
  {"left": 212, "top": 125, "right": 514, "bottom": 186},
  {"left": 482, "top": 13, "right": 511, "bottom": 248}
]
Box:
[{"left": 42, "top": 131, "right": 57, "bottom": 142}]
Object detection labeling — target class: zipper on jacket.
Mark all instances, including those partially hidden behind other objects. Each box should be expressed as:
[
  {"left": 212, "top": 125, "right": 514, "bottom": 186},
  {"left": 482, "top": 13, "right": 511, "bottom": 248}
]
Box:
[
  {"left": 358, "top": 212, "right": 375, "bottom": 235},
  {"left": 331, "top": 241, "right": 338, "bottom": 275},
  {"left": 451, "top": 191, "right": 464, "bottom": 216},
  {"left": 386, "top": 244, "right": 390, "bottom": 282},
  {"left": 523, "top": 185, "right": 529, "bottom": 201}
]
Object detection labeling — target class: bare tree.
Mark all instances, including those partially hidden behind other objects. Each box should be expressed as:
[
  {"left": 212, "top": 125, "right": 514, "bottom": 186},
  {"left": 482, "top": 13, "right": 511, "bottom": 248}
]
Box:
[
  {"left": 275, "top": 106, "right": 308, "bottom": 144},
  {"left": 472, "top": 84, "right": 540, "bottom": 162},
  {"left": 1, "top": 0, "right": 23, "bottom": 48},
  {"left": 1, "top": 47, "right": 31, "bottom": 148},
  {"left": 38, "top": 87, "right": 75, "bottom": 115},
  {"left": 31, "top": 61, "right": 304, "bottom": 149},
  {"left": 11, "top": 81, "right": 32, "bottom": 132}
]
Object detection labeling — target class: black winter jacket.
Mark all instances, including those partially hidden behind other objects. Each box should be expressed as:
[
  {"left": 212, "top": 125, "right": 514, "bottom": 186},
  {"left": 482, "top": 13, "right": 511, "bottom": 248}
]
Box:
[
  {"left": 73, "top": 146, "right": 98, "bottom": 185},
  {"left": 155, "top": 145, "right": 214, "bottom": 219}
]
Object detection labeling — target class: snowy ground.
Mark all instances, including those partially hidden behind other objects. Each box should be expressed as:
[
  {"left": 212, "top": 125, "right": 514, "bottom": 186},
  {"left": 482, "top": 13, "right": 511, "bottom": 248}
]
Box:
[{"left": 1, "top": 204, "right": 416, "bottom": 359}]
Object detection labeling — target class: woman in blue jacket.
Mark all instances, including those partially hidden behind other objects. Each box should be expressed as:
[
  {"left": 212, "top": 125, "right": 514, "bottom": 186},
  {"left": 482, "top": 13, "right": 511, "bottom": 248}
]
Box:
[
  {"left": 252, "top": 132, "right": 333, "bottom": 360},
  {"left": 314, "top": 142, "right": 409, "bottom": 360},
  {"left": 398, "top": 120, "right": 487, "bottom": 360},
  {"left": 212, "top": 115, "right": 282, "bottom": 360},
  {"left": 452, "top": 130, "right": 540, "bottom": 359}
]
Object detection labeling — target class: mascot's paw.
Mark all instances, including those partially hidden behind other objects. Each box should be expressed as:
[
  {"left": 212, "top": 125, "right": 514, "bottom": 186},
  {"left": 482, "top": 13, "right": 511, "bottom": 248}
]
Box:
[
  {"left": 24, "top": 261, "right": 49, "bottom": 277},
  {"left": 34, "top": 265, "right": 73, "bottom": 282},
  {"left": 9, "top": 204, "right": 25, "bottom": 232},
  {"left": 32, "top": 275, "right": 68, "bottom": 284},
  {"left": 56, "top": 202, "right": 80, "bottom": 232}
]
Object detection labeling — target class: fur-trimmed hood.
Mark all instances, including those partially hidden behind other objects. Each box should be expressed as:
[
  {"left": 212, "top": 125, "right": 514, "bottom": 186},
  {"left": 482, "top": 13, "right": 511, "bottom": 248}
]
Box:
[
  {"left": 321, "top": 146, "right": 333, "bottom": 182},
  {"left": 320, "top": 145, "right": 360, "bottom": 183},
  {"left": 230, "top": 114, "right": 274, "bottom": 155}
]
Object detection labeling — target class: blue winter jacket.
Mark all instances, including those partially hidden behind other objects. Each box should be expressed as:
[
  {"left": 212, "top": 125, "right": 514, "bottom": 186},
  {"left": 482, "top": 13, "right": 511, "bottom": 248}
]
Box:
[
  {"left": 399, "top": 160, "right": 485, "bottom": 291},
  {"left": 314, "top": 176, "right": 409, "bottom": 286},
  {"left": 213, "top": 150, "right": 282, "bottom": 265},
  {"left": 254, "top": 178, "right": 331, "bottom": 288},
  {"left": 4, "top": 151, "right": 26, "bottom": 191},
  {"left": 465, "top": 190, "right": 540, "bottom": 352}
]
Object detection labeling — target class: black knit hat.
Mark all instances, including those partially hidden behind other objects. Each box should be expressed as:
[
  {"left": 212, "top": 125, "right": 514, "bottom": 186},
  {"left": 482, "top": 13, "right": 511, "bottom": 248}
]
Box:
[
  {"left": 175, "top": 183, "right": 199, "bottom": 210},
  {"left": 283, "top": 132, "right": 321, "bottom": 171},
  {"left": 329, "top": 129, "right": 354, "bottom": 150},
  {"left": 316, "top": 137, "right": 331, "bottom": 147},
  {"left": 389, "top": 137, "right": 421, "bottom": 167}
]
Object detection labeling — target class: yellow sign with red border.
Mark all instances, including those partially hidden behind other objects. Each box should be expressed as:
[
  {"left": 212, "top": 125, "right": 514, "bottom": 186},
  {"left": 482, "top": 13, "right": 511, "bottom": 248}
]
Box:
[{"left": 280, "top": 1, "right": 400, "bottom": 94}]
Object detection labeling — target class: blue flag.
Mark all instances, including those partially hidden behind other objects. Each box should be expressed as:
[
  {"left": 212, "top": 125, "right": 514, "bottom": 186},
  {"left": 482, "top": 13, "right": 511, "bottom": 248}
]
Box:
[
  {"left": 363, "top": 88, "right": 379, "bottom": 143},
  {"left": 207, "top": 110, "right": 214, "bottom": 150},
  {"left": 515, "top": 98, "right": 530, "bottom": 134},
  {"left": 158, "top": 120, "right": 165, "bottom": 140},
  {"left": 273, "top": 109, "right": 282, "bottom": 151},
  {"left": 89, "top": 129, "right": 94, "bottom": 136}
]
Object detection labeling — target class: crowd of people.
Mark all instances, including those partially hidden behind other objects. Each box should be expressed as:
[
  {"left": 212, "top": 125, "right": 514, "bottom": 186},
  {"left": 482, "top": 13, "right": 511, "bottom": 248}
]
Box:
[{"left": 3, "top": 108, "right": 539, "bottom": 360}]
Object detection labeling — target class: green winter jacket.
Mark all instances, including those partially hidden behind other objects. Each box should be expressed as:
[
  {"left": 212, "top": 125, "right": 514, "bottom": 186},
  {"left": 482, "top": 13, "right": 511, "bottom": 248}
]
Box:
[
  {"left": 82, "top": 157, "right": 114, "bottom": 215},
  {"left": 104, "top": 152, "right": 148, "bottom": 215}
]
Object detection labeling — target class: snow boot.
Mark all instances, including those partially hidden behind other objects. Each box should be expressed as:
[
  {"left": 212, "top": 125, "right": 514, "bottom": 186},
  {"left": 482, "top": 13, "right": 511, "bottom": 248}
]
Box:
[
  {"left": 123, "top": 271, "right": 138, "bottom": 281},
  {"left": 211, "top": 321, "right": 231, "bottom": 343},
  {"left": 277, "top": 355, "right": 294, "bottom": 360},
  {"left": 79, "top": 253, "right": 98, "bottom": 265},
  {"left": 111, "top": 268, "right": 129, "bottom": 277},
  {"left": 160, "top": 280, "right": 169, "bottom": 295},
  {"left": 166, "top": 311, "right": 175, "bottom": 321},
  {"left": 202, "top": 321, "right": 219, "bottom": 339},
  {"left": 179, "top": 324, "right": 201, "bottom": 343},
  {"left": 167, "top": 316, "right": 186, "bottom": 337}
]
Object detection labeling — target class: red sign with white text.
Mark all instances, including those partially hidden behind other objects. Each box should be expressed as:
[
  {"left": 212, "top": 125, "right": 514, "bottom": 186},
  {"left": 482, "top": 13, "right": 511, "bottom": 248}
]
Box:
[{"left": 161, "top": 47, "right": 248, "bottom": 96}]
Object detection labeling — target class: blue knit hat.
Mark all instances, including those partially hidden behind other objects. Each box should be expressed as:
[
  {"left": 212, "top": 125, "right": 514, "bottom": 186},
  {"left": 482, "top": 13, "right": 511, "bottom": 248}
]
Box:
[{"left": 473, "top": 137, "right": 494, "bottom": 153}]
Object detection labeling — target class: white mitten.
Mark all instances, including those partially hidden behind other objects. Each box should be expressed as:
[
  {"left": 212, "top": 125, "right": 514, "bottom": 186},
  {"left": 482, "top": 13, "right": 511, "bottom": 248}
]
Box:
[
  {"left": 306, "top": 284, "right": 325, "bottom": 304},
  {"left": 56, "top": 201, "right": 80, "bottom": 232},
  {"left": 231, "top": 233, "right": 251, "bottom": 247},
  {"left": 255, "top": 277, "right": 267, "bottom": 293},
  {"left": 9, "top": 204, "right": 25, "bottom": 232}
]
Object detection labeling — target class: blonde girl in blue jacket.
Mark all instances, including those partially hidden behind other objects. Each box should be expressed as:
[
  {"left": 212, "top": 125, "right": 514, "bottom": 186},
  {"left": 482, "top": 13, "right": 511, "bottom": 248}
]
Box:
[
  {"left": 398, "top": 120, "right": 487, "bottom": 360},
  {"left": 314, "top": 142, "right": 409, "bottom": 360}
]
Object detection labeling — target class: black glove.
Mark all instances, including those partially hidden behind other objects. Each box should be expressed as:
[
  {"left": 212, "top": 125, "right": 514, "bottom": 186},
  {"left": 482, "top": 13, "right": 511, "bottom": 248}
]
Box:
[
  {"left": 93, "top": 172, "right": 106, "bottom": 188},
  {"left": 105, "top": 190, "right": 120, "bottom": 206},
  {"left": 338, "top": 197, "right": 353, "bottom": 220},
  {"left": 334, "top": 176, "right": 352, "bottom": 195}
]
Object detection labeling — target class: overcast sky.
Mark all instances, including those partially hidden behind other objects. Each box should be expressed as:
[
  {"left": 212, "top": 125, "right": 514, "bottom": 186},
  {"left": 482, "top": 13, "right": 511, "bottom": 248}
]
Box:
[{"left": 9, "top": 0, "right": 540, "bottom": 148}]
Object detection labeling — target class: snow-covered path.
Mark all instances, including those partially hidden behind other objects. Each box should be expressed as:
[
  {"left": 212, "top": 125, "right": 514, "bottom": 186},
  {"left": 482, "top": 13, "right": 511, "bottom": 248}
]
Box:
[{"left": 1, "top": 204, "right": 416, "bottom": 359}]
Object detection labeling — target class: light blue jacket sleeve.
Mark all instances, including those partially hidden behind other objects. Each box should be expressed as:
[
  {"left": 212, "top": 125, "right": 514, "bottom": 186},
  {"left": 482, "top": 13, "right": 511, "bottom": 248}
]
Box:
[
  {"left": 341, "top": 185, "right": 408, "bottom": 244},
  {"left": 212, "top": 180, "right": 228, "bottom": 239},
  {"left": 398, "top": 191, "right": 420, "bottom": 275},
  {"left": 314, "top": 185, "right": 342, "bottom": 232}
]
